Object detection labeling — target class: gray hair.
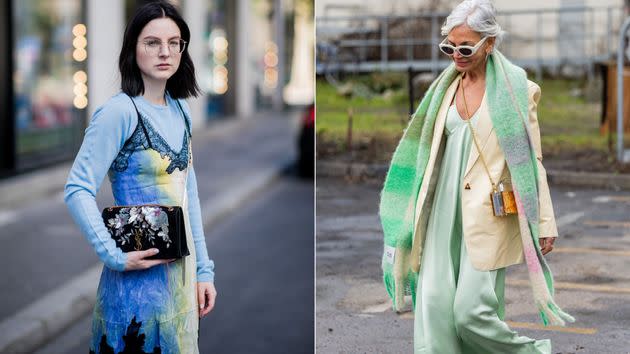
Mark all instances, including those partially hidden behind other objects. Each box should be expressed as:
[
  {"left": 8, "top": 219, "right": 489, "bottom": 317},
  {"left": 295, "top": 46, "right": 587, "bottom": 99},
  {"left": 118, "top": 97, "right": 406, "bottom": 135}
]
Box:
[{"left": 441, "top": 0, "right": 506, "bottom": 48}]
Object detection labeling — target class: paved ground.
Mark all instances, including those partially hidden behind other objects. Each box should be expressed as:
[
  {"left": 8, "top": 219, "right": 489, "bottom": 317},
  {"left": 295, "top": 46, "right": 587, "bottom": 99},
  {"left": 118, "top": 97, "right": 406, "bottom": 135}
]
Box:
[
  {"left": 316, "top": 177, "right": 630, "bottom": 354},
  {"left": 34, "top": 172, "right": 314, "bottom": 354}
]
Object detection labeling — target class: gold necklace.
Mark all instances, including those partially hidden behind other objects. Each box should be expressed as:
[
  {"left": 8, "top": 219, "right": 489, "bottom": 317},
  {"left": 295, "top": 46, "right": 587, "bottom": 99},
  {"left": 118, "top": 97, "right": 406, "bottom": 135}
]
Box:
[{"left": 460, "top": 73, "right": 497, "bottom": 192}]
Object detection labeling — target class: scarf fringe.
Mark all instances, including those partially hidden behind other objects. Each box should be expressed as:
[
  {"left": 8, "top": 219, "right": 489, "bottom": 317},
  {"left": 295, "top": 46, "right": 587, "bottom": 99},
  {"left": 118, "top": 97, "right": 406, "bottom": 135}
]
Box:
[
  {"left": 537, "top": 300, "right": 576, "bottom": 326},
  {"left": 514, "top": 184, "right": 575, "bottom": 327},
  {"left": 382, "top": 248, "right": 417, "bottom": 312},
  {"left": 383, "top": 268, "right": 398, "bottom": 310}
]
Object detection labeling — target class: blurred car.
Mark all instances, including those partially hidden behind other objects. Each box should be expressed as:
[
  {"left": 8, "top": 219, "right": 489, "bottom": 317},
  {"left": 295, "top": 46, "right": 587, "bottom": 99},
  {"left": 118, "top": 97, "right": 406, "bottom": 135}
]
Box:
[{"left": 297, "top": 103, "right": 314, "bottom": 177}]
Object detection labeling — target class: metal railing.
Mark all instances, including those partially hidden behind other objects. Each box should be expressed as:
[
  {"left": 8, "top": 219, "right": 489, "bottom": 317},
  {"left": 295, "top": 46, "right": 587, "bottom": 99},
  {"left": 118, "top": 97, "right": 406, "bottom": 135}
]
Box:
[
  {"left": 316, "top": 5, "right": 625, "bottom": 81},
  {"left": 617, "top": 16, "right": 630, "bottom": 163}
]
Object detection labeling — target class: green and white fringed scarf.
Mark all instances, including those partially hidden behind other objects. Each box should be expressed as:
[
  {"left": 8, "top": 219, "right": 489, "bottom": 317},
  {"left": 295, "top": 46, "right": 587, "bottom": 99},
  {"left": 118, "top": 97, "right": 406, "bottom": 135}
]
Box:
[{"left": 379, "top": 50, "right": 575, "bottom": 326}]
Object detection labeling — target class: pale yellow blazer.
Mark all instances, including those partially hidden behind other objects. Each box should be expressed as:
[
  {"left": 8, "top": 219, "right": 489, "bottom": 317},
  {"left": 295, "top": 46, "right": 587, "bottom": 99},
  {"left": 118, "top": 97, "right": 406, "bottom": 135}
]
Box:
[{"left": 410, "top": 75, "right": 558, "bottom": 273}]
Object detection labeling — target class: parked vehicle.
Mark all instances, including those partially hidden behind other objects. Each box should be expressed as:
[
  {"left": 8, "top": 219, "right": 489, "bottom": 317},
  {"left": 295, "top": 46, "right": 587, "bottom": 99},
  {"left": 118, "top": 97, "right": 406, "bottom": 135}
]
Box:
[{"left": 297, "top": 104, "right": 314, "bottom": 178}]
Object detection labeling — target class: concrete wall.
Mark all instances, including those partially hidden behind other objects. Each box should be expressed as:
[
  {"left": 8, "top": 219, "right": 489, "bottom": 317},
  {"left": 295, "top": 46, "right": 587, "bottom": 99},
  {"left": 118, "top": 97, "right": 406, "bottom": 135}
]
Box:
[
  {"left": 182, "top": 0, "right": 209, "bottom": 128},
  {"left": 235, "top": 0, "right": 255, "bottom": 117},
  {"left": 87, "top": 0, "right": 124, "bottom": 118}
]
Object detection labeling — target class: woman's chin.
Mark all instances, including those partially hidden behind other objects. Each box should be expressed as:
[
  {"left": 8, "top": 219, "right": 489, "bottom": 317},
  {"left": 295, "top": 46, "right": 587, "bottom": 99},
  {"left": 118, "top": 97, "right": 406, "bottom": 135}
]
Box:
[
  {"left": 454, "top": 61, "right": 470, "bottom": 70},
  {"left": 147, "top": 72, "right": 174, "bottom": 82}
]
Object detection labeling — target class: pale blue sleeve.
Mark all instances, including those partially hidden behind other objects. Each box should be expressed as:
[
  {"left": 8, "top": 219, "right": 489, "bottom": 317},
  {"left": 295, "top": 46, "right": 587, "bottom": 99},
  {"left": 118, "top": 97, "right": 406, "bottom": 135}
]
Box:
[
  {"left": 179, "top": 99, "right": 215, "bottom": 283},
  {"left": 64, "top": 95, "right": 135, "bottom": 271},
  {"left": 186, "top": 165, "right": 215, "bottom": 283}
]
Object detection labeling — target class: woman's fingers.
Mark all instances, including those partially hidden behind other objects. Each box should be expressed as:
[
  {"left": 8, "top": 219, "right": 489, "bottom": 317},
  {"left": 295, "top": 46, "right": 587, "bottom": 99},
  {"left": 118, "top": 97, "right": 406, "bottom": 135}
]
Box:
[
  {"left": 124, "top": 249, "right": 176, "bottom": 270},
  {"left": 138, "top": 248, "right": 160, "bottom": 259},
  {"left": 207, "top": 288, "right": 216, "bottom": 311},
  {"left": 198, "top": 285, "right": 206, "bottom": 317},
  {"left": 142, "top": 258, "right": 175, "bottom": 269},
  {"left": 201, "top": 295, "right": 211, "bottom": 317},
  {"left": 198, "top": 283, "right": 216, "bottom": 318},
  {"left": 541, "top": 239, "right": 550, "bottom": 255},
  {"left": 539, "top": 237, "right": 555, "bottom": 255},
  {"left": 201, "top": 292, "right": 214, "bottom": 317}
]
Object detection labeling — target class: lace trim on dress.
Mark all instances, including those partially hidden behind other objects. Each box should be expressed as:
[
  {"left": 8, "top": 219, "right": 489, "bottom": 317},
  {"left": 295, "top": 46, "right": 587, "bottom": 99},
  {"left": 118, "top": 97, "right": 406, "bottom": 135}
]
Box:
[{"left": 110, "top": 97, "right": 191, "bottom": 174}]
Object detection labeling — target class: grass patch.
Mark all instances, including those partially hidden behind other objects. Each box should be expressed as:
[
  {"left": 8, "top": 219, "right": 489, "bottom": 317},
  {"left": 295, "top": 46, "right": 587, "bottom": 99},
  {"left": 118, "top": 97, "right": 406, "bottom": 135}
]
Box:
[
  {"left": 316, "top": 74, "right": 627, "bottom": 170},
  {"left": 316, "top": 76, "right": 409, "bottom": 162},
  {"left": 536, "top": 79, "right": 605, "bottom": 151}
]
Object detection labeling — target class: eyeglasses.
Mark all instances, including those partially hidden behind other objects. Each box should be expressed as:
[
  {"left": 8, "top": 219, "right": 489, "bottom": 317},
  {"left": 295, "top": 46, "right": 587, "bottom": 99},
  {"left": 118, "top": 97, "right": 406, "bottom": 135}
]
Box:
[
  {"left": 141, "top": 38, "right": 187, "bottom": 56},
  {"left": 438, "top": 37, "right": 488, "bottom": 57}
]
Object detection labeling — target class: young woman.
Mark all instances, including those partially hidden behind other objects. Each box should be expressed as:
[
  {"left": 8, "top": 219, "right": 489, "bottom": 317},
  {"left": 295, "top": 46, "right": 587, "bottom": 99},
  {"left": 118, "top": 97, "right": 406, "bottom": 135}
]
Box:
[
  {"left": 64, "top": 2, "right": 216, "bottom": 353},
  {"left": 379, "top": 1, "right": 574, "bottom": 353}
]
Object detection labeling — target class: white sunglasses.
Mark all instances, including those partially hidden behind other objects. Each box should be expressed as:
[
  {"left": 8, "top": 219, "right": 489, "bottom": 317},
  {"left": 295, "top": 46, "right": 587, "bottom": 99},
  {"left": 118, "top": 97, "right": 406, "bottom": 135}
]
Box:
[{"left": 439, "top": 36, "right": 488, "bottom": 57}]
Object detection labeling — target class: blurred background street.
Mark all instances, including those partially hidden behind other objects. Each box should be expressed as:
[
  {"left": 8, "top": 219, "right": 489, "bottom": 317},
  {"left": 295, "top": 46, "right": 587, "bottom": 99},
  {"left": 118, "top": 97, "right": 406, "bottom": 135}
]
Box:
[{"left": 1, "top": 0, "right": 314, "bottom": 177}]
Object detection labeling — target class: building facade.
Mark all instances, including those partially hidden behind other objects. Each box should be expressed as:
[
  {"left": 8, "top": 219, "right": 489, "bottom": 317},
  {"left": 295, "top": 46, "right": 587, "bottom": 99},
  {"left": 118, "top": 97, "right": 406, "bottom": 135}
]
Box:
[{"left": 1, "top": 0, "right": 314, "bottom": 177}]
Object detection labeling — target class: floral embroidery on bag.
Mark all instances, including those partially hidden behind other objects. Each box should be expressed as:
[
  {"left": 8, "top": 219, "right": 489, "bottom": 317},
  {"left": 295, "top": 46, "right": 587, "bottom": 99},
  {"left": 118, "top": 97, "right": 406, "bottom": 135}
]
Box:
[{"left": 107, "top": 206, "right": 171, "bottom": 248}]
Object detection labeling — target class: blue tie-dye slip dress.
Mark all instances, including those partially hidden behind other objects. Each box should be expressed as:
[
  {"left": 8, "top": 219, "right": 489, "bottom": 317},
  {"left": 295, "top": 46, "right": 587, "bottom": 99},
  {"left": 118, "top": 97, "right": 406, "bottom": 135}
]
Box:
[{"left": 88, "top": 95, "right": 200, "bottom": 354}]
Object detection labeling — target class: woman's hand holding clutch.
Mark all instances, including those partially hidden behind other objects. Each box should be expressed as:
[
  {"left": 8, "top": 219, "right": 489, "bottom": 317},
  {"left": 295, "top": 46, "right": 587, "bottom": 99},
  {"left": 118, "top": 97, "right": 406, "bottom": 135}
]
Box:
[{"left": 124, "top": 248, "right": 176, "bottom": 270}]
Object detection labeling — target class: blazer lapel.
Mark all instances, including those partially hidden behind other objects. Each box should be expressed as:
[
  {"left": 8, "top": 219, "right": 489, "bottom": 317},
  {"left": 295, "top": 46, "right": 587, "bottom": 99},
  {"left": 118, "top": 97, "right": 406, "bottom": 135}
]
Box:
[
  {"left": 412, "top": 74, "right": 461, "bottom": 231},
  {"left": 464, "top": 91, "right": 493, "bottom": 177}
]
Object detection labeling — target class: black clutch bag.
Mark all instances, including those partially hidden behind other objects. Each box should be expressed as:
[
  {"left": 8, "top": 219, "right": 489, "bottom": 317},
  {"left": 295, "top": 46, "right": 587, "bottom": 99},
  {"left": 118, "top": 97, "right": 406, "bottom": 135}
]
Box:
[{"left": 102, "top": 205, "right": 190, "bottom": 260}]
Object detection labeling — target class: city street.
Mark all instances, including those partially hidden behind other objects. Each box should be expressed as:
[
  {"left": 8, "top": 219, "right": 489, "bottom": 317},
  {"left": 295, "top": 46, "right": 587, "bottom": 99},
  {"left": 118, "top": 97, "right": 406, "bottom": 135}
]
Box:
[
  {"left": 316, "top": 177, "right": 630, "bottom": 354},
  {"left": 0, "top": 114, "right": 299, "bottom": 321},
  {"left": 34, "top": 172, "right": 314, "bottom": 354},
  {"left": 0, "top": 113, "right": 315, "bottom": 354}
]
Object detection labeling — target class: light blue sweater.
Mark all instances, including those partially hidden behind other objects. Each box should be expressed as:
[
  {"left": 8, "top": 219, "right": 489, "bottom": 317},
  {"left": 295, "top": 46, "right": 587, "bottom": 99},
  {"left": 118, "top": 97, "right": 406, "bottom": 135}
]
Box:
[{"left": 64, "top": 93, "right": 214, "bottom": 283}]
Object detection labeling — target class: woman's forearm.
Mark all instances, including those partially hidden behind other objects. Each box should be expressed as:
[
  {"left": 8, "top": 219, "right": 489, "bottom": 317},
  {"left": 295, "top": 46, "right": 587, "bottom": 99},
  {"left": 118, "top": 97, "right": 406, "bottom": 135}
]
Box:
[{"left": 186, "top": 165, "right": 215, "bottom": 283}]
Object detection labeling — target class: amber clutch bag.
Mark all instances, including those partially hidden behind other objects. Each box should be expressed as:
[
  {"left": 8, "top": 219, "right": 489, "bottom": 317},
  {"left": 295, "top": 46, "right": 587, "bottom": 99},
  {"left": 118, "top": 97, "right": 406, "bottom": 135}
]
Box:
[
  {"left": 102, "top": 205, "right": 190, "bottom": 259},
  {"left": 490, "top": 182, "right": 517, "bottom": 217}
]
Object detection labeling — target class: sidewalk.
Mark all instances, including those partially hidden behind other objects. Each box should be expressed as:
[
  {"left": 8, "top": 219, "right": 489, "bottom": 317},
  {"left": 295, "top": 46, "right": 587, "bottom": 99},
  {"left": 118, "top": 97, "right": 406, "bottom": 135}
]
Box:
[{"left": 0, "top": 111, "right": 300, "bottom": 354}]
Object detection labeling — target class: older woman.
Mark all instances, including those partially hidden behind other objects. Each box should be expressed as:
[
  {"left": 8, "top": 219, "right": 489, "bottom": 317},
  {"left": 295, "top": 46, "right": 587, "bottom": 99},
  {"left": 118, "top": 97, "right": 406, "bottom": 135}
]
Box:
[{"left": 379, "top": 0, "right": 574, "bottom": 353}]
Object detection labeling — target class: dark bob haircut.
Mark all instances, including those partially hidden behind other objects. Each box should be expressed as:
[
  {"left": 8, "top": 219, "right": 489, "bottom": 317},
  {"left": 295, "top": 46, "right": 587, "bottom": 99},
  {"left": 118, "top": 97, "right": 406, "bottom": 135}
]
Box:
[{"left": 119, "top": 1, "right": 201, "bottom": 98}]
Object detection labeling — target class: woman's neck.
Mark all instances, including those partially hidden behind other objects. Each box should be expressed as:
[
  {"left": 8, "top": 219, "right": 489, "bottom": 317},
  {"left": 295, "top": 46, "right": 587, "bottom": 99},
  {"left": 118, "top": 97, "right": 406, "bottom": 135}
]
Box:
[
  {"left": 463, "top": 66, "right": 486, "bottom": 85},
  {"left": 142, "top": 80, "right": 168, "bottom": 106}
]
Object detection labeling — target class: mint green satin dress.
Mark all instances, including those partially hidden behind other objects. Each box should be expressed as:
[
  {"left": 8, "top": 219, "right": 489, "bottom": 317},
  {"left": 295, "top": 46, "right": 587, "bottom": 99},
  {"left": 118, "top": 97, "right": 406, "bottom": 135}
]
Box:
[{"left": 413, "top": 100, "right": 551, "bottom": 354}]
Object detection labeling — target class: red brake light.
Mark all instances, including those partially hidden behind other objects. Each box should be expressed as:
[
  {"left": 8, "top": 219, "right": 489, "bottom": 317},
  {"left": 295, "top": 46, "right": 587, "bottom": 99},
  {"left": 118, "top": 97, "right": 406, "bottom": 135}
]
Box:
[{"left": 304, "top": 105, "right": 315, "bottom": 127}]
